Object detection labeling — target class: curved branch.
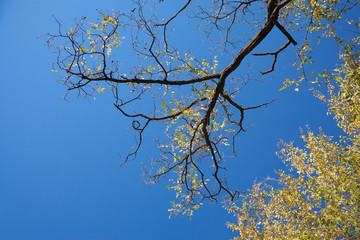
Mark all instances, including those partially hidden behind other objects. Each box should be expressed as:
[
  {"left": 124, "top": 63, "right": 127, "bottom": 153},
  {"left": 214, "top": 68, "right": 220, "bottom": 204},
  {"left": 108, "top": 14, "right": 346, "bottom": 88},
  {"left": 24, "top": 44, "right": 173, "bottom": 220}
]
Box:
[
  {"left": 155, "top": 0, "right": 192, "bottom": 52},
  {"left": 253, "top": 40, "right": 291, "bottom": 74}
]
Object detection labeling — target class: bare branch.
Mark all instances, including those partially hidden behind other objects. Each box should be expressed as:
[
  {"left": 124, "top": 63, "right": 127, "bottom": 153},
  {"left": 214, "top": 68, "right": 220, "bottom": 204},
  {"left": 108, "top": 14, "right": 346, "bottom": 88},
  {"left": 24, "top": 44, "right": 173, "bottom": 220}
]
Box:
[
  {"left": 155, "top": 0, "right": 192, "bottom": 52},
  {"left": 253, "top": 40, "right": 291, "bottom": 74}
]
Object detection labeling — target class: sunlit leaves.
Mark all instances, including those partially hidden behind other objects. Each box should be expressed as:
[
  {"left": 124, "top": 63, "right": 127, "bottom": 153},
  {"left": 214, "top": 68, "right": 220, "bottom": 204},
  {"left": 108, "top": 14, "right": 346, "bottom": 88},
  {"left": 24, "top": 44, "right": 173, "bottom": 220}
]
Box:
[
  {"left": 227, "top": 39, "right": 360, "bottom": 239},
  {"left": 142, "top": 51, "right": 219, "bottom": 80},
  {"left": 155, "top": 81, "right": 231, "bottom": 216},
  {"left": 228, "top": 128, "right": 360, "bottom": 238},
  {"left": 49, "top": 12, "right": 126, "bottom": 92},
  {"left": 96, "top": 86, "right": 106, "bottom": 93},
  {"left": 280, "top": 0, "right": 358, "bottom": 90}
]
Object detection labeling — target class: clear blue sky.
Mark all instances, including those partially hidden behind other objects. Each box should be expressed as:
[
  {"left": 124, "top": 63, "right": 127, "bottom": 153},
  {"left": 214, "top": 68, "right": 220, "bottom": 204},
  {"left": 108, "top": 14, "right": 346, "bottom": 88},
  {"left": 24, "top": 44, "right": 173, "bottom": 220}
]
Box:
[{"left": 0, "top": 0, "right": 344, "bottom": 239}]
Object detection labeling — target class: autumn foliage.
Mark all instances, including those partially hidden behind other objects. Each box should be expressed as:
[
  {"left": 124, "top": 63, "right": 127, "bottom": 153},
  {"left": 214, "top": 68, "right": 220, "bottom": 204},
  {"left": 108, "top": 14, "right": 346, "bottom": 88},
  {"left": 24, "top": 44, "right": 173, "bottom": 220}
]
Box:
[{"left": 227, "top": 19, "right": 360, "bottom": 239}]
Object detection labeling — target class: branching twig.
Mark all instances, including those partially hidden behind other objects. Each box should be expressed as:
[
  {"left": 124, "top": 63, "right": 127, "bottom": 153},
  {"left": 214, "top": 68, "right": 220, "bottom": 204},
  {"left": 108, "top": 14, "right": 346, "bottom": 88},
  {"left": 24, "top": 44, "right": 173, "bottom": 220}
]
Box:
[{"left": 252, "top": 40, "right": 291, "bottom": 74}]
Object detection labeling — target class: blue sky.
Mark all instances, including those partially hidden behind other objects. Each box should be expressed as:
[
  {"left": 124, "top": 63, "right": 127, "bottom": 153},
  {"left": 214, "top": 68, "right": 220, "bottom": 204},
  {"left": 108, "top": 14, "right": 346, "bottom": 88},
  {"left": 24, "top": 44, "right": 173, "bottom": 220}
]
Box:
[{"left": 0, "top": 0, "right": 346, "bottom": 239}]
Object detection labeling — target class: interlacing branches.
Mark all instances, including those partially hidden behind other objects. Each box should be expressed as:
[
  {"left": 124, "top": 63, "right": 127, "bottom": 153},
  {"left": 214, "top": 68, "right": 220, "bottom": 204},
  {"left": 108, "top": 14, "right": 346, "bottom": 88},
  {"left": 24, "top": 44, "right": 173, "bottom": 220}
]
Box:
[{"left": 47, "top": 0, "right": 301, "bottom": 216}]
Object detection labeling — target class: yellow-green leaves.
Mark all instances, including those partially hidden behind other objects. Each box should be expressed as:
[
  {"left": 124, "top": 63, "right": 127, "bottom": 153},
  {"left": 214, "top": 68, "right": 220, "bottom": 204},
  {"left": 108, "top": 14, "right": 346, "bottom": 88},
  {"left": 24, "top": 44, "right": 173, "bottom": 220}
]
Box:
[
  {"left": 279, "top": 78, "right": 303, "bottom": 91},
  {"left": 228, "top": 127, "right": 360, "bottom": 238},
  {"left": 68, "top": 28, "right": 73, "bottom": 37},
  {"left": 227, "top": 39, "right": 360, "bottom": 239},
  {"left": 96, "top": 86, "right": 106, "bottom": 93},
  {"left": 49, "top": 11, "right": 127, "bottom": 89},
  {"left": 142, "top": 51, "right": 218, "bottom": 80},
  {"left": 280, "top": 0, "right": 358, "bottom": 91}
]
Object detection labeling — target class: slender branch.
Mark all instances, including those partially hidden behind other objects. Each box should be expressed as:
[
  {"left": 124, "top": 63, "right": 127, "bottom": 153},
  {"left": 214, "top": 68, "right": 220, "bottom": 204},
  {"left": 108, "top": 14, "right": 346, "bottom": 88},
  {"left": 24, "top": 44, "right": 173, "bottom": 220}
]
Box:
[
  {"left": 155, "top": 0, "right": 192, "bottom": 52},
  {"left": 253, "top": 40, "right": 291, "bottom": 74},
  {"left": 114, "top": 97, "right": 207, "bottom": 121}
]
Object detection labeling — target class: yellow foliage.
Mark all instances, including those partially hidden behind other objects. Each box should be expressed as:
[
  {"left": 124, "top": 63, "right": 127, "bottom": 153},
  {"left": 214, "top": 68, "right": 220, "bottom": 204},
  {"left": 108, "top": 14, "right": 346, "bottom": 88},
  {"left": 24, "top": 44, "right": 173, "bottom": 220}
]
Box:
[{"left": 227, "top": 40, "right": 360, "bottom": 239}]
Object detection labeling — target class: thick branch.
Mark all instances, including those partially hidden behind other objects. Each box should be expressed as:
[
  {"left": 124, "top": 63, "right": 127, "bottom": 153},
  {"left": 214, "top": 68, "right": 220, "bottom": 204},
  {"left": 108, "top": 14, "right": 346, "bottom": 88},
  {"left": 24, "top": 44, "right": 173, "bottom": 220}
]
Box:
[
  {"left": 197, "top": 0, "right": 291, "bottom": 200},
  {"left": 67, "top": 73, "right": 221, "bottom": 90},
  {"left": 275, "top": 21, "right": 297, "bottom": 45},
  {"left": 202, "top": 0, "right": 283, "bottom": 127}
]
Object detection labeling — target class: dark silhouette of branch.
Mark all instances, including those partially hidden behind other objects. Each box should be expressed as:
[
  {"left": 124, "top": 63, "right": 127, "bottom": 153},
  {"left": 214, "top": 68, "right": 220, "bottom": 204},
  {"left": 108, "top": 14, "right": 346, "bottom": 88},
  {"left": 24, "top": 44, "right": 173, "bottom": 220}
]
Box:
[
  {"left": 47, "top": 0, "right": 296, "bottom": 212},
  {"left": 154, "top": 0, "right": 192, "bottom": 52},
  {"left": 253, "top": 40, "right": 291, "bottom": 74}
]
